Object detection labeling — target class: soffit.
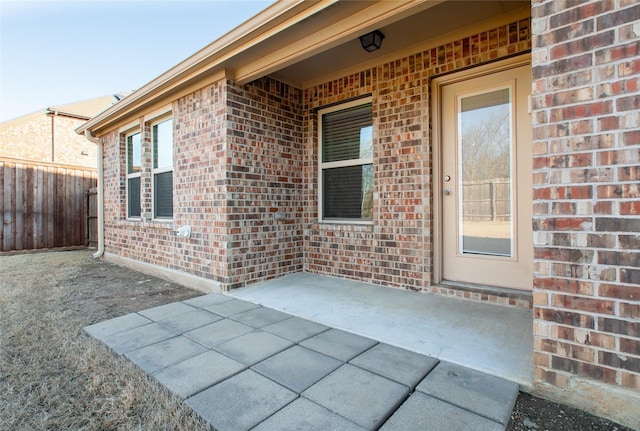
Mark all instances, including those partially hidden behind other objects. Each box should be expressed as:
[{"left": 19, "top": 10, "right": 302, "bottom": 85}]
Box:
[
  {"left": 80, "top": 0, "right": 529, "bottom": 136},
  {"left": 273, "top": 0, "right": 531, "bottom": 88}
]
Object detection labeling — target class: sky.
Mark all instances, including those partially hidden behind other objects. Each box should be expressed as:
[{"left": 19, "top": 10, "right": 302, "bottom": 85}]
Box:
[{"left": 0, "top": 0, "right": 274, "bottom": 122}]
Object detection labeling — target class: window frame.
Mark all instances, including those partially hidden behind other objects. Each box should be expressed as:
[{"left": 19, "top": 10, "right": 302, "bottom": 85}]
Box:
[
  {"left": 318, "top": 97, "right": 374, "bottom": 225},
  {"left": 151, "top": 116, "right": 174, "bottom": 221},
  {"left": 125, "top": 130, "right": 142, "bottom": 220}
]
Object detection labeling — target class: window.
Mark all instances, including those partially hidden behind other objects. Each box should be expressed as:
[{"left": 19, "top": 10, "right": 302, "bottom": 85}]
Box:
[
  {"left": 126, "top": 131, "right": 141, "bottom": 218},
  {"left": 152, "top": 118, "right": 173, "bottom": 219},
  {"left": 319, "top": 100, "right": 373, "bottom": 222}
]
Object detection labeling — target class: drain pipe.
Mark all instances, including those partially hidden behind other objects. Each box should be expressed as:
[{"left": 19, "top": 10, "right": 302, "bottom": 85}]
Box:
[{"left": 85, "top": 130, "right": 104, "bottom": 259}]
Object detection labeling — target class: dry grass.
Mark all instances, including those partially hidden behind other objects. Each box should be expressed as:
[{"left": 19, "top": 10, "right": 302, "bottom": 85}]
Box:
[
  {"left": 2, "top": 250, "right": 631, "bottom": 431},
  {"left": 0, "top": 250, "right": 211, "bottom": 431}
]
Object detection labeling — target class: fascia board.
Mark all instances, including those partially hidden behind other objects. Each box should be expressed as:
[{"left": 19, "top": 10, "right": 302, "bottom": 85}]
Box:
[
  {"left": 77, "top": 0, "right": 330, "bottom": 136},
  {"left": 46, "top": 109, "right": 91, "bottom": 121}
]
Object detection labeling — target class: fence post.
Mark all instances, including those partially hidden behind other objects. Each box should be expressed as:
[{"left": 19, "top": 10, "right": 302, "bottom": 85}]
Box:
[{"left": 490, "top": 180, "right": 495, "bottom": 221}]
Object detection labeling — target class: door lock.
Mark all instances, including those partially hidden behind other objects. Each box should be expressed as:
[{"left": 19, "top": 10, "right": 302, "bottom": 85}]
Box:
[{"left": 444, "top": 175, "right": 451, "bottom": 182}]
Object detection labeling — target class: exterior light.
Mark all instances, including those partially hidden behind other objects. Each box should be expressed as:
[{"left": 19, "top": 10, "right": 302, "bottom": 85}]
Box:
[{"left": 359, "top": 30, "right": 385, "bottom": 52}]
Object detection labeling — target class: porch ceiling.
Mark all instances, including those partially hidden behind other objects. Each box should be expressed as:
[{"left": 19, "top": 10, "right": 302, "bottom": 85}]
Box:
[
  {"left": 254, "top": 0, "right": 530, "bottom": 88},
  {"left": 79, "top": 0, "right": 530, "bottom": 136}
]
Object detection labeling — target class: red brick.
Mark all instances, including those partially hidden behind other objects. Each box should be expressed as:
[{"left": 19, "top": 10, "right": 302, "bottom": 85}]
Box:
[
  {"left": 597, "top": 5, "right": 640, "bottom": 30},
  {"left": 572, "top": 329, "right": 616, "bottom": 349},
  {"left": 600, "top": 283, "right": 640, "bottom": 301},
  {"left": 551, "top": 294, "right": 615, "bottom": 315},
  {"left": 620, "top": 234, "right": 640, "bottom": 250},
  {"left": 550, "top": 324, "right": 573, "bottom": 341},
  {"left": 622, "top": 130, "right": 640, "bottom": 146},
  {"left": 599, "top": 317, "right": 640, "bottom": 337},
  {"left": 535, "top": 307, "right": 595, "bottom": 328},
  {"left": 552, "top": 31, "right": 615, "bottom": 61},
  {"left": 619, "top": 59, "right": 640, "bottom": 77},
  {"left": 533, "top": 54, "right": 593, "bottom": 80},
  {"left": 620, "top": 372, "right": 640, "bottom": 390},
  {"left": 550, "top": 2, "right": 606, "bottom": 28},
  {"left": 599, "top": 351, "right": 640, "bottom": 373},
  {"left": 620, "top": 337, "right": 640, "bottom": 357},
  {"left": 597, "top": 149, "right": 640, "bottom": 166},
  {"left": 551, "top": 356, "right": 617, "bottom": 384},
  {"left": 620, "top": 201, "right": 640, "bottom": 215},
  {"left": 617, "top": 95, "right": 640, "bottom": 112},
  {"left": 534, "top": 351, "right": 550, "bottom": 367},
  {"left": 539, "top": 338, "right": 597, "bottom": 362},
  {"left": 595, "top": 217, "right": 640, "bottom": 232},
  {"left": 597, "top": 185, "right": 639, "bottom": 199},
  {"left": 593, "top": 201, "right": 613, "bottom": 214},
  {"left": 618, "top": 166, "right": 640, "bottom": 181},
  {"left": 598, "top": 250, "right": 640, "bottom": 267},
  {"left": 621, "top": 268, "right": 640, "bottom": 284},
  {"left": 536, "top": 247, "right": 594, "bottom": 263},
  {"left": 534, "top": 277, "right": 594, "bottom": 295},
  {"left": 534, "top": 368, "right": 570, "bottom": 388},
  {"left": 597, "top": 116, "right": 619, "bottom": 131},
  {"left": 548, "top": 152, "right": 592, "bottom": 168},
  {"left": 538, "top": 217, "right": 593, "bottom": 231}
]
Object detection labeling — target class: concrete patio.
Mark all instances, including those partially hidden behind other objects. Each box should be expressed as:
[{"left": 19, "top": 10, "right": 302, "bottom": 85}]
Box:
[
  {"left": 231, "top": 273, "right": 534, "bottom": 386},
  {"left": 85, "top": 273, "right": 531, "bottom": 431}
]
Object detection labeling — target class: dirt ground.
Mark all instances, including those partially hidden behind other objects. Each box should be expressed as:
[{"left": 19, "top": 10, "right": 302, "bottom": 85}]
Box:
[{"left": 0, "top": 249, "right": 632, "bottom": 430}]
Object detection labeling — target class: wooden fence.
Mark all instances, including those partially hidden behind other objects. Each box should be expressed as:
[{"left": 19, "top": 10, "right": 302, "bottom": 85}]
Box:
[
  {"left": 1, "top": 158, "right": 97, "bottom": 252},
  {"left": 461, "top": 178, "right": 511, "bottom": 221},
  {"left": 87, "top": 188, "right": 98, "bottom": 247}
]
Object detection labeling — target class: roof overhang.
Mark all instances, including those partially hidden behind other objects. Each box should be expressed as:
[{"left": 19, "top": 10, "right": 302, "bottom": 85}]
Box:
[
  {"left": 46, "top": 109, "right": 91, "bottom": 121},
  {"left": 78, "top": 0, "right": 530, "bottom": 137}
]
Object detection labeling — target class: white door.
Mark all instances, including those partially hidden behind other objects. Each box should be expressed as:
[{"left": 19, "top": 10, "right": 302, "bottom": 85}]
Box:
[{"left": 439, "top": 63, "right": 532, "bottom": 290}]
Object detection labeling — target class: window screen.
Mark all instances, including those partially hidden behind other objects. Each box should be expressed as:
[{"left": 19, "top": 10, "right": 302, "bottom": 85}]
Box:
[
  {"left": 154, "top": 171, "right": 173, "bottom": 218},
  {"left": 128, "top": 176, "right": 141, "bottom": 218},
  {"left": 320, "top": 102, "right": 373, "bottom": 221},
  {"left": 153, "top": 118, "right": 173, "bottom": 219},
  {"left": 126, "top": 132, "right": 141, "bottom": 218}
]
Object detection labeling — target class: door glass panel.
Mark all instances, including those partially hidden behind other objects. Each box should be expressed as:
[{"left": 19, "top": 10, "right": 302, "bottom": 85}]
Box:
[{"left": 458, "top": 88, "right": 512, "bottom": 256}]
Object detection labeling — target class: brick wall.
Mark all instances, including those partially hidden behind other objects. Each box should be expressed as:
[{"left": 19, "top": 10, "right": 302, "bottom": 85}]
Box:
[
  {"left": 173, "top": 81, "right": 230, "bottom": 282},
  {"left": 0, "top": 113, "right": 96, "bottom": 168},
  {"left": 225, "top": 78, "right": 304, "bottom": 288},
  {"left": 102, "top": 77, "right": 304, "bottom": 289},
  {"left": 304, "top": 18, "right": 531, "bottom": 296},
  {"left": 99, "top": 17, "right": 532, "bottom": 300},
  {"left": 531, "top": 0, "right": 639, "bottom": 395},
  {"left": 102, "top": 81, "right": 229, "bottom": 284}
]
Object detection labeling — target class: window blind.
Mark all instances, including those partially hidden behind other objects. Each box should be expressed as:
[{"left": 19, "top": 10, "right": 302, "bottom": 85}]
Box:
[
  {"left": 128, "top": 177, "right": 141, "bottom": 218},
  {"left": 322, "top": 103, "right": 372, "bottom": 162},
  {"left": 154, "top": 172, "right": 173, "bottom": 218},
  {"left": 320, "top": 102, "right": 374, "bottom": 221}
]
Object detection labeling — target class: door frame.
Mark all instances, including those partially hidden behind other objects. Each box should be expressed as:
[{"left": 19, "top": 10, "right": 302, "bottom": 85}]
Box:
[{"left": 431, "top": 55, "right": 531, "bottom": 286}]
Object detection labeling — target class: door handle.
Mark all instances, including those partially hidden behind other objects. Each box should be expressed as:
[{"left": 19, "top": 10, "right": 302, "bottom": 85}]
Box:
[{"left": 444, "top": 188, "right": 452, "bottom": 195}]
